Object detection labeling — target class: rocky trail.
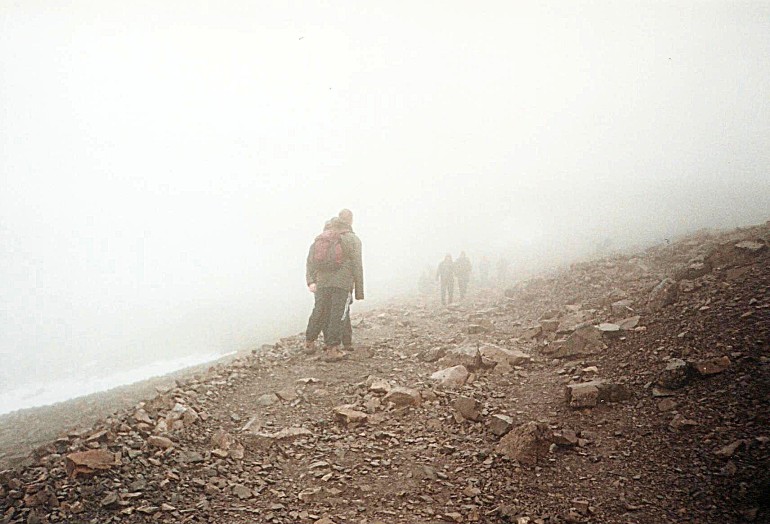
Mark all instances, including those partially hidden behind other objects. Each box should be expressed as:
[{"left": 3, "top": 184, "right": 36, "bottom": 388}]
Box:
[{"left": 2, "top": 223, "right": 769, "bottom": 524}]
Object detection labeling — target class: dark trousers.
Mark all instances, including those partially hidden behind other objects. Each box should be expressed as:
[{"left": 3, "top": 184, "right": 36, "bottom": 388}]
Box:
[
  {"left": 327, "top": 292, "right": 353, "bottom": 347},
  {"left": 341, "top": 296, "right": 353, "bottom": 347},
  {"left": 440, "top": 278, "right": 454, "bottom": 305},
  {"left": 306, "top": 287, "right": 350, "bottom": 347}
]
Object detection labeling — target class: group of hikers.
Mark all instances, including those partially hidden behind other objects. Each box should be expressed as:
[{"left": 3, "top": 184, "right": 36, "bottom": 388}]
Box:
[
  {"left": 436, "top": 252, "right": 472, "bottom": 304},
  {"left": 304, "top": 208, "right": 364, "bottom": 361},
  {"left": 303, "top": 209, "right": 511, "bottom": 357},
  {"left": 419, "top": 253, "right": 510, "bottom": 304}
]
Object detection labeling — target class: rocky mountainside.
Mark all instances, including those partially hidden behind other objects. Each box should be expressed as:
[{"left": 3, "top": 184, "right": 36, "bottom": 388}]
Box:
[{"left": 1, "top": 222, "right": 769, "bottom": 524}]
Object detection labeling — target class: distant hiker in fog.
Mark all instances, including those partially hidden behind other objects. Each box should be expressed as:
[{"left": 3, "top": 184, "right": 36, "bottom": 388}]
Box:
[
  {"left": 479, "top": 256, "right": 490, "bottom": 286},
  {"left": 497, "top": 257, "right": 510, "bottom": 285},
  {"left": 454, "top": 251, "right": 472, "bottom": 300},
  {"left": 436, "top": 254, "right": 455, "bottom": 305},
  {"left": 305, "top": 209, "right": 364, "bottom": 360}
]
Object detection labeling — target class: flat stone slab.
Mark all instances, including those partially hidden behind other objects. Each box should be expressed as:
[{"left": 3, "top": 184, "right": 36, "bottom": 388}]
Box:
[
  {"left": 242, "top": 427, "right": 313, "bottom": 450},
  {"left": 64, "top": 450, "right": 118, "bottom": 478}
]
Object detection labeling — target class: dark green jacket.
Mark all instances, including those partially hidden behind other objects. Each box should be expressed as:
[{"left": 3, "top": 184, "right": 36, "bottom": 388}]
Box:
[{"left": 306, "top": 225, "right": 364, "bottom": 299}]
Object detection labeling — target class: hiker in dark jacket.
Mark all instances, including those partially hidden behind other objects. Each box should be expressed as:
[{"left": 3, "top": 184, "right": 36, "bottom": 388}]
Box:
[
  {"left": 454, "top": 251, "right": 472, "bottom": 300},
  {"left": 305, "top": 218, "right": 335, "bottom": 352},
  {"left": 336, "top": 208, "right": 363, "bottom": 349},
  {"left": 436, "top": 254, "right": 455, "bottom": 305},
  {"left": 305, "top": 210, "right": 364, "bottom": 360}
]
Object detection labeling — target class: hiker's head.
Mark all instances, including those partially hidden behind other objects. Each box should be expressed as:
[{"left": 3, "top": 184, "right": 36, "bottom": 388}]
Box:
[{"left": 338, "top": 208, "right": 353, "bottom": 226}]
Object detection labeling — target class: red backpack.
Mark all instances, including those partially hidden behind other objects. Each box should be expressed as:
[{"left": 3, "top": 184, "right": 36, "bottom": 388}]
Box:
[{"left": 310, "top": 230, "right": 345, "bottom": 271}]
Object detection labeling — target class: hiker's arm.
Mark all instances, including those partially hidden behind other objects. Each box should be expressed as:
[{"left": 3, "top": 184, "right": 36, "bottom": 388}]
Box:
[
  {"left": 306, "top": 245, "right": 315, "bottom": 287},
  {"left": 353, "top": 237, "right": 364, "bottom": 300}
]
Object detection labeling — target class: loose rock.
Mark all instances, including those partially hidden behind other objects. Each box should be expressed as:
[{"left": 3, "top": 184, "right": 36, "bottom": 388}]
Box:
[
  {"left": 383, "top": 386, "right": 421, "bottom": 407},
  {"left": 454, "top": 396, "right": 482, "bottom": 421},
  {"left": 495, "top": 422, "right": 552, "bottom": 465},
  {"left": 430, "top": 365, "right": 470, "bottom": 388}
]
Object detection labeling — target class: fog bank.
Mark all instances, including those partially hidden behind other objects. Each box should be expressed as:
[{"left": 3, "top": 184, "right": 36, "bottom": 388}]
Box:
[{"left": 1, "top": 1, "right": 768, "bottom": 410}]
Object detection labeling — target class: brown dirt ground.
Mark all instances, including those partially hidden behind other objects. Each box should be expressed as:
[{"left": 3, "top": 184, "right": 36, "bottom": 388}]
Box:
[{"left": 1, "top": 224, "right": 769, "bottom": 524}]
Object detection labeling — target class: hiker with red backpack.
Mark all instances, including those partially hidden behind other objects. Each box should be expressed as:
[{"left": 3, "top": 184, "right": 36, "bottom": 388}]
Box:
[{"left": 305, "top": 209, "right": 364, "bottom": 360}]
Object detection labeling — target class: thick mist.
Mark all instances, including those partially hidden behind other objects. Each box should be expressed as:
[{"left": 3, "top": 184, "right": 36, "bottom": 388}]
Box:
[{"left": 1, "top": 1, "right": 769, "bottom": 413}]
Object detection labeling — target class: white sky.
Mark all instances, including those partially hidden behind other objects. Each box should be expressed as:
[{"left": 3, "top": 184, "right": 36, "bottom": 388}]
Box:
[{"left": 1, "top": 1, "right": 769, "bottom": 396}]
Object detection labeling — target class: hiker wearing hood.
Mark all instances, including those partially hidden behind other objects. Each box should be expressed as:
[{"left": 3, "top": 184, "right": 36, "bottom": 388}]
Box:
[
  {"left": 305, "top": 211, "right": 364, "bottom": 359},
  {"left": 436, "top": 254, "right": 455, "bottom": 305}
]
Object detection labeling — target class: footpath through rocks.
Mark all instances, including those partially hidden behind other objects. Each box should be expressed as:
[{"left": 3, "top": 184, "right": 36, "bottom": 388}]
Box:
[{"left": 2, "top": 223, "right": 769, "bottom": 524}]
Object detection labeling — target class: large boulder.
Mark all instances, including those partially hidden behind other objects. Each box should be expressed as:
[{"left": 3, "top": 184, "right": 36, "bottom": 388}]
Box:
[{"left": 495, "top": 422, "right": 552, "bottom": 466}]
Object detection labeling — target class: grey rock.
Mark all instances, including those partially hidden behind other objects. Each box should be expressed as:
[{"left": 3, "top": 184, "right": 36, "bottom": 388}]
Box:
[
  {"left": 233, "top": 484, "right": 253, "bottom": 500},
  {"left": 430, "top": 365, "right": 469, "bottom": 388},
  {"left": 256, "top": 393, "right": 280, "bottom": 406}
]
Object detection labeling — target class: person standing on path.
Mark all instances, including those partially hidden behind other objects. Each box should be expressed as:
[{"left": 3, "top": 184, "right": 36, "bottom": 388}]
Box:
[
  {"left": 337, "top": 208, "right": 363, "bottom": 350},
  {"left": 436, "top": 254, "right": 455, "bottom": 305},
  {"left": 305, "top": 218, "right": 334, "bottom": 351},
  {"left": 454, "top": 251, "right": 472, "bottom": 300},
  {"left": 305, "top": 210, "right": 364, "bottom": 360}
]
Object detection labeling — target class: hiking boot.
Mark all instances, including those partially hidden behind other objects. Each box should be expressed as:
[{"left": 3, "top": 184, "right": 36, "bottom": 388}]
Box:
[
  {"left": 323, "top": 346, "right": 345, "bottom": 362},
  {"left": 305, "top": 340, "right": 317, "bottom": 353}
]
